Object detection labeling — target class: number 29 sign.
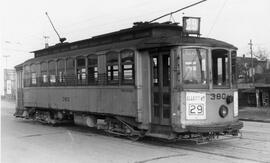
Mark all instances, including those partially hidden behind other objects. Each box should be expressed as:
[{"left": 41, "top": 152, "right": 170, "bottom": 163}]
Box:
[{"left": 186, "top": 92, "right": 206, "bottom": 120}]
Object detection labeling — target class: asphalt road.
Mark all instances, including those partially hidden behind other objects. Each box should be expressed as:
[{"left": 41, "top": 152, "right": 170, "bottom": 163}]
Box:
[{"left": 1, "top": 100, "right": 270, "bottom": 163}]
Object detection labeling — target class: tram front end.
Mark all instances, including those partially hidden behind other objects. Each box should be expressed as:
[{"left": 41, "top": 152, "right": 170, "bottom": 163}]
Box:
[{"left": 172, "top": 47, "right": 243, "bottom": 140}]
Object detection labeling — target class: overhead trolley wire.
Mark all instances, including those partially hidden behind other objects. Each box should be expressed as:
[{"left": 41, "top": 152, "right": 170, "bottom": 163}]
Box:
[
  {"left": 149, "top": 0, "right": 207, "bottom": 23},
  {"left": 207, "top": 0, "right": 228, "bottom": 36}
]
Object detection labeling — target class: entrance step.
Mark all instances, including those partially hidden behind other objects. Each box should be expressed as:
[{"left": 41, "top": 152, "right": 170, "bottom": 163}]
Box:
[{"left": 146, "top": 124, "right": 176, "bottom": 140}]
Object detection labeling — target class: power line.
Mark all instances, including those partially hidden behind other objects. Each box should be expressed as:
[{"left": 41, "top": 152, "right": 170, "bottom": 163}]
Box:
[
  {"left": 207, "top": 0, "right": 228, "bottom": 37},
  {"left": 149, "top": 0, "right": 207, "bottom": 23}
]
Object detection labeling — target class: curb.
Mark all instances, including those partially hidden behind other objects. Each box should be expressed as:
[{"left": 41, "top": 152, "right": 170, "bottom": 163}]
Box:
[{"left": 240, "top": 118, "right": 270, "bottom": 123}]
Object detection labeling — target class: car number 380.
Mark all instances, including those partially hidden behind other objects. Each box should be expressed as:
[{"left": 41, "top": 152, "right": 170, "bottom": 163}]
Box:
[{"left": 188, "top": 104, "right": 205, "bottom": 115}]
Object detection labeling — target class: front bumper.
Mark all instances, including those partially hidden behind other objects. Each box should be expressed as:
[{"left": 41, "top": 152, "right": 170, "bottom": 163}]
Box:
[{"left": 185, "top": 121, "right": 243, "bottom": 133}]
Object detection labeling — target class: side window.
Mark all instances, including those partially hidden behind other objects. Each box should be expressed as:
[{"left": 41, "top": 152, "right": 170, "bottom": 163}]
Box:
[
  {"left": 231, "top": 51, "right": 237, "bottom": 85},
  {"left": 41, "top": 62, "right": 48, "bottom": 85},
  {"left": 106, "top": 52, "right": 119, "bottom": 84},
  {"left": 24, "top": 65, "right": 30, "bottom": 87},
  {"left": 57, "top": 59, "right": 65, "bottom": 84},
  {"left": 30, "top": 64, "right": 37, "bottom": 86},
  {"left": 88, "top": 55, "right": 98, "bottom": 84},
  {"left": 120, "top": 50, "right": 135, "bottom": 85},
  {"left": 66, "top": 58, "right": 75, "bottom": 85},
  {"left": 48, "top": 61, "right": 56, "bottom": 84},
  {"left": 76, "top": 57, "right": 86, "bottom": 85}
]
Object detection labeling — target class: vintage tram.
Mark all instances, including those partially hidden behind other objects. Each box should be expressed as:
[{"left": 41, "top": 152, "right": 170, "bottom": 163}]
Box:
[{"left": 14, "top": 19, "right": 243, "bottom": 141}]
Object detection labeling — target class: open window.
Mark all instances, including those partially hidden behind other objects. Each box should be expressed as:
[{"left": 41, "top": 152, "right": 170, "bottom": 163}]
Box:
[
  {"left": 212, "top": 49, "right": 229, "bottom": 87},
  {"left": 182, "top": 48, "right": 208, "bottom": 87}
]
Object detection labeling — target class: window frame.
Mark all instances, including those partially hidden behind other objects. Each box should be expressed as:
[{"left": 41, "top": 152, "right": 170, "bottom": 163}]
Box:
[
  {"left": 211, "top": 49, "right": 230, "bottom": 88},
  {"left": 120, "top": 49, "right": 135, "bottom": 85},
  {"left": 40, "top": 62, "right": 48, "bottom": 86},
  {"left": 30, "top": 64, "right": 37, "bottom": 86},
  {"left": 76, "top": 56, "right": 87, "bottom": 85},
  {"left": 48, "top": 60, "right": 56, "bottom": 85},
  {"left": 57, "top": 59, "right": 65, "bottom": 84},
  {"left": 23, "top": 65, "right": 31, "bottom": 87},
  {"left": 66, "top": 58, "right": 75, "bottom": 86},
  {"left": 106, "top": 51, "right": 119, "bottom": 85},
  {"left": 88, "top": 54, "right": 98, "bottom": 85},
  {"left": 231, "top": 50, "right": 237, "bottom": 88}
]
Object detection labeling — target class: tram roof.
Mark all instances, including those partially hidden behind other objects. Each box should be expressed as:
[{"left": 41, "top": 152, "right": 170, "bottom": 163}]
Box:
[{"left": 32, "top": 22, "right": 237, "bottom": 58}]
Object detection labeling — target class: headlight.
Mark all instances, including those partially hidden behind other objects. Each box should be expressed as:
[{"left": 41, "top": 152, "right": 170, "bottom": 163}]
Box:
[
  {"left": 219, "top": 105, "right": 228, "bottom": 118},
  {"left": 234, "top": 91, "right": 238, "bottom": 117}
]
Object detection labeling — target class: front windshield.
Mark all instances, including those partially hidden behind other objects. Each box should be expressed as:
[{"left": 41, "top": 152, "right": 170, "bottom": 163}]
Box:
[{"left": 182, "top": 48, "right": 207, "bottom": 85}]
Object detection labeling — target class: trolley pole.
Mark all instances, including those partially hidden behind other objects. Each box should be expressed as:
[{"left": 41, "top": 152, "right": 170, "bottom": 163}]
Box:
[{"left": 248, "top": 39, "right": 254, "bottom": 84}]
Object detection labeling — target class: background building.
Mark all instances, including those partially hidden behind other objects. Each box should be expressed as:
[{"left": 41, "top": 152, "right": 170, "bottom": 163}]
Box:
[
  {"left": 237, "top": 56, "right": 270, "bottom": 107},
  {"left": 3, "top": 69, "right": 16, "bottom": 100}
]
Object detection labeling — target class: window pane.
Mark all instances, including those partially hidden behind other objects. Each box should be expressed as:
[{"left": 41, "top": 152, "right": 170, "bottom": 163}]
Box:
[
  {"left": 41, "top": 62, "right": 47, "bottom": 71},
  {"left": 123, "top": 70, "right": 133, "bottom": 80},
  {"left": 163, "top": 54, "right": 170, "bottom": 87},
  {"left": 107, "top": 52, "right": 118, "bottom": 65},
  {"left": 66, "top": 58, "right": 75, "bottom": 80},
  {"left": 50, "top": 75, "right": 56, "bottom": 83},
  {"left": 153, "top": 57, "right": 159, "bottom": 86},
  {"left": 31, "top": 73, "right": 37, "bottom": 85},
  {"left": 67, "top": 59, "right": 74, "bottom": 69},
  {"left": 182, "top": 49, "right": 207, "bottom": 84},
  {"left": 43, "top": 74, "right": 48, "bottom": 83},
  {"left": 88, "top": 55, "right": 97, "bottom": 66},
  {"left": 57, "top": 60, "right": 65, "bottom": 70},
  {"left": 123, "top": 65, "right": 132, "bottom": 69},
  {"left": 24, "top": 65, "right": 30, "bottom": 87},
  {"left": 48, "top": 61, "right": 55, "bottom": 73},
  {"left": 121, "top": 50, "right": 134, "bottom": 63},
  {"left": 57, "top": 60, "right": 65, "bottom": 83},
  {"left": 77, "top": 58, "right": 85, "bottom": 67}
]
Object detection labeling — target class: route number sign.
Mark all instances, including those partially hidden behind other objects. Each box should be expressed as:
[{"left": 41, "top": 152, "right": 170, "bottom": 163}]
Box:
[{"left": 186, "top": 92, "right": 206, "bottom": 120}]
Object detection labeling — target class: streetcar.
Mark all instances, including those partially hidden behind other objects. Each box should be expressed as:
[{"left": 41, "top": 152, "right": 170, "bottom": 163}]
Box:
[{"left": 14, "top": 17, "right": 243, "bottom": 142}]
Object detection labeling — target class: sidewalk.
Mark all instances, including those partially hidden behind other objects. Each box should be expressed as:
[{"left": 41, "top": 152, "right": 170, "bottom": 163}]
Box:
[{"left": 239, "top": 107, "right": 270, "bottom": 123}]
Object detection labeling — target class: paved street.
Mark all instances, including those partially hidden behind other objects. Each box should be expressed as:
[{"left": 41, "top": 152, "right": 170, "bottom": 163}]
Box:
[{"left": 1, "top": 100, "right": 270, "bottom": 163}]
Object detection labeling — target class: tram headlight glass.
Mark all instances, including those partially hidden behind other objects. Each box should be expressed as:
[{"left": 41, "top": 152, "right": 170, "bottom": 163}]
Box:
[
  {"left": 219, "top": 105, "right": 228, "bottom": 118},
  {"left": 234, "top": 91, "right": 238, "bottom": 117}
]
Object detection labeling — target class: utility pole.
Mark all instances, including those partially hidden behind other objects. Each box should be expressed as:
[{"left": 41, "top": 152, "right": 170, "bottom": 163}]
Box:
[
  {"left": 248, "top": 39, "right": 254, "bottom": 84},
  {"left": 2, "top": 55, "right": 10, "bottom": 69}
]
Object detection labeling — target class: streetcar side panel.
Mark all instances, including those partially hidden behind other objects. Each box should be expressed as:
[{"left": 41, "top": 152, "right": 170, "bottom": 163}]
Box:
[{"left": 23, "top": 87, "right": 137, "bottom": 117}]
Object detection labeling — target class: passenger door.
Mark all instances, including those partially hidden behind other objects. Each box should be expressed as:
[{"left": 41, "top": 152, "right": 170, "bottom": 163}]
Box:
[{"left": 151, "top": 50, "right": 171, "bottom": 125}]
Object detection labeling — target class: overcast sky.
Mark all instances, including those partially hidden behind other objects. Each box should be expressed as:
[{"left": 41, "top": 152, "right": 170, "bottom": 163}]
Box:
[{"left": 1, "top": 0, "right": 270, "bottom": 92}]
